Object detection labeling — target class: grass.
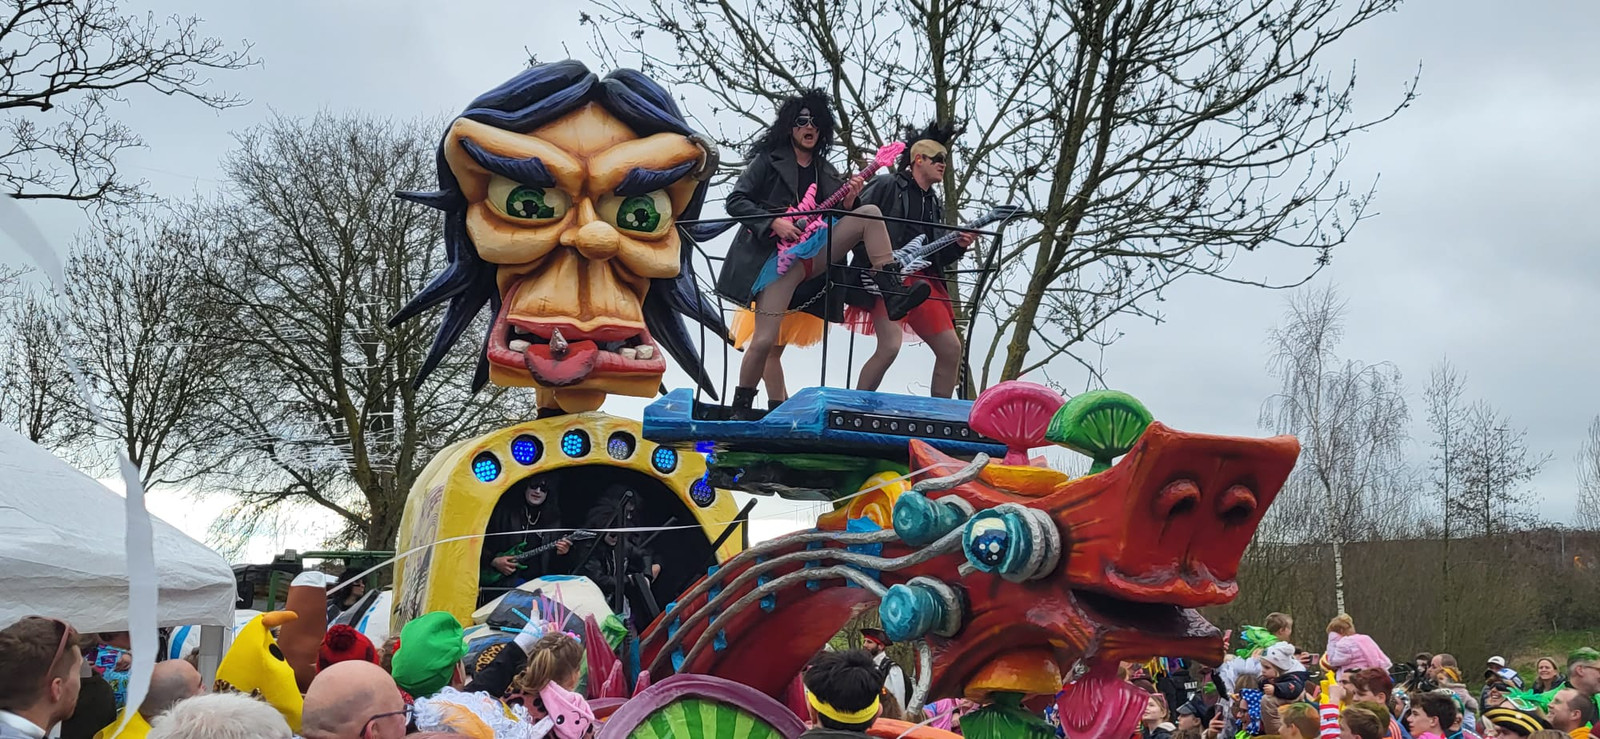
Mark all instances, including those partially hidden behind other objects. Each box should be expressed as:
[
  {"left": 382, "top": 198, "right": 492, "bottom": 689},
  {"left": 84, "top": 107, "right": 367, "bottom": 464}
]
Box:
[{"left": 1502, "top": 629, "right": 1600, "bottom": 678}]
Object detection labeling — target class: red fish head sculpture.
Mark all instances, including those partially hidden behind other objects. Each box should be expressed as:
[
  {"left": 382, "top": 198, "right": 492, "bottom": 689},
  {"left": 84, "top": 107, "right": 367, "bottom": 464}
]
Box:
[{"left": 904, "top": 421, "right": 1298, "bottom": 701}]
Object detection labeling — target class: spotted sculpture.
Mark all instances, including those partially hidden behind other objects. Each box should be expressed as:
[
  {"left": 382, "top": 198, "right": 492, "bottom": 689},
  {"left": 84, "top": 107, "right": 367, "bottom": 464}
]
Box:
[
  {"left": 637, "top": 388, "right": 1299, "bottom": 738},
  {"left": 393, "top": 61, "right": 726, "bottom": 413}
]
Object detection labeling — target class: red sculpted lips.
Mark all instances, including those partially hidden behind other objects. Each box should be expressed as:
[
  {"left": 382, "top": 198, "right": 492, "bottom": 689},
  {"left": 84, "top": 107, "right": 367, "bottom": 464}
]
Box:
[{"left": 487, "top": 302, "right": 664, "bottom": 387}]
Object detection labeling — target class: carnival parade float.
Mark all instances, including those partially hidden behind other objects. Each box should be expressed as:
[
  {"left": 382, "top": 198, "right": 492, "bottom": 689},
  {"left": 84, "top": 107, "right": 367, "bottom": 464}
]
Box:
[{"left": 189, "top": 60, "right": 1301, "bottom": 739}]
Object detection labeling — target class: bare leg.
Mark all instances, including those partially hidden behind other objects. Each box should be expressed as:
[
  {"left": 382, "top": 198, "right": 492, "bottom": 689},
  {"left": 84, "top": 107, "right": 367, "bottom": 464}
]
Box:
[
  {"left": 739, "top": 272, "right": 806, "bottom": 389},
  {"left": 855, "top": 302, "right": 902, "bottom": 391},
  {"left": 924, "top": 328, "right": 963, "bottom": 398},
  {"left": 740, "top": 205, "right": 899, "bottom": 390},
  {"left": 828, "top": 206, "right": 895, "bottom": 267},
  {"left": 764, "top": 345, "right": 788, "bottom": 402}
]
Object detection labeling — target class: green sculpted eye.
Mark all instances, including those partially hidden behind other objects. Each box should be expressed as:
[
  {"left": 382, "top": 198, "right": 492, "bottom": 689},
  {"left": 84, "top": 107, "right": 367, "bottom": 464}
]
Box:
[
  {"left": 615, "top": 195, "right": 663, "bottom": 232},
  {"left": 506, "top": 186, "right": 556, "bottom": 219},
  {"left": 599, "top": 190, "right": 672, "bottom": 237},
  {"left": 486, "top": 175, "right": 570, "bottom": 223}
]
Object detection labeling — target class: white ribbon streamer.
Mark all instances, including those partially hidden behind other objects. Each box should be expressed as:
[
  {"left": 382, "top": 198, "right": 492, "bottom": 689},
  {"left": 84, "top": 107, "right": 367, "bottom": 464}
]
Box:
[{"left": 0, "top": 197, "right": 156, "bottom": 737}]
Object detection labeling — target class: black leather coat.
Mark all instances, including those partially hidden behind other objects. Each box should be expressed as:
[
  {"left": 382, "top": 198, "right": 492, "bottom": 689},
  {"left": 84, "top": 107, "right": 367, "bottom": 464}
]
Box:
[{"left": 715, "top": 146, "right": 846, "bottom": 318}]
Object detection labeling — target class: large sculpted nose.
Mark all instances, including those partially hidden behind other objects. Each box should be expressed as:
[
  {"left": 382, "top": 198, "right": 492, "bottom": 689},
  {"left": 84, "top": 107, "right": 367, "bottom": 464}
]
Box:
[
  {"left": 1058, "top": 422, "right": 1298, "bottom": 608},
  {"left": 561, "top": 199, "right": 621, "bottom": 260}
]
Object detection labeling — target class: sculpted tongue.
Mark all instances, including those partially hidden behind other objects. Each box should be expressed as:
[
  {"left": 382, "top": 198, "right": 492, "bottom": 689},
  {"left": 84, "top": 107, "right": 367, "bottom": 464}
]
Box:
[{"left": 524, "top": 334, "right": 598, "bottom": 386}]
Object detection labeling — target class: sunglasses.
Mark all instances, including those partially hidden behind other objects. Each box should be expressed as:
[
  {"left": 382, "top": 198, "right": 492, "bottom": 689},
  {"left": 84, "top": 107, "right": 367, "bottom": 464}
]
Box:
[
  {"left": 920, "top": 153, "right": 948, "bottom": 165},
  {"left": 36, "top": 617, "right": 76, "bottom": 689},
  {"left": 793, "top": 115, "right": 816, "bottom": 129},
  {"left": 361, "top": 705, "right": 412, "bottom": 738}
]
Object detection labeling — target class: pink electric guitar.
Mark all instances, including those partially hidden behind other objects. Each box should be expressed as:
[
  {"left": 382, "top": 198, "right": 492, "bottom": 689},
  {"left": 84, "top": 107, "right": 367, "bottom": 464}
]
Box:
[{"left": 772, "top": 141, "right": 906, "bottom": 276}]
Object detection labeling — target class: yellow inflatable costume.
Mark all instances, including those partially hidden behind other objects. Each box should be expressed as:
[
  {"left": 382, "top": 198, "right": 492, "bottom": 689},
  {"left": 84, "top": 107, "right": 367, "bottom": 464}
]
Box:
[{"left": 214, "top": 611, "right": 304, "bottom": 732}]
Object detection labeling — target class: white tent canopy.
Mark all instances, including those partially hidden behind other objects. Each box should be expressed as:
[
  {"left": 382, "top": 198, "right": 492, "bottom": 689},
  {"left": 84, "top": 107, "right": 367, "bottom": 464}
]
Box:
[{"left": 0, "top": 427, "right": 236, "bottom": 633}]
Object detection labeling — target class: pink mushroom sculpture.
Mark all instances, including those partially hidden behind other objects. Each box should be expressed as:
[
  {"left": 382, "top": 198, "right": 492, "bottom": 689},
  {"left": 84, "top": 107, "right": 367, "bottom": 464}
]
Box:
[{"left": 968, "top": 381, "right": 1067, "bottom": 465}]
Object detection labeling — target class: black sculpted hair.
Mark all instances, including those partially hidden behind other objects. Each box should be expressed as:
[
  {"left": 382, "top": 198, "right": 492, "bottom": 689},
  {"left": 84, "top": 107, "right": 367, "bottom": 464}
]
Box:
[
  {"left": 750, "top": 89, "right": 835, "bottom": 158},
  {"left": 896, "top": 119, "right": 965, "bottom": 170},
  {"left": 804, "top": 649, "right": 884, "bottom": 731},
  {"left": 392, "top": 60, "right": 726, "bottom": 397}
]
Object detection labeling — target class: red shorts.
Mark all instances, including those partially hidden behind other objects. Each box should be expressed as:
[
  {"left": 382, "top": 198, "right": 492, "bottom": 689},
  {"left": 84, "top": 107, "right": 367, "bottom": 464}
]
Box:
[{"left": 843, "top": 274, "right": 955, "bottom": 341}]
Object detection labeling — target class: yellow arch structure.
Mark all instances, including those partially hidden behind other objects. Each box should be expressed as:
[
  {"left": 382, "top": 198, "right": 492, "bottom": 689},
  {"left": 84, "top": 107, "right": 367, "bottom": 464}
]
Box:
[{"left": 393, "top": 412, "right": 743, "bottom": 625}]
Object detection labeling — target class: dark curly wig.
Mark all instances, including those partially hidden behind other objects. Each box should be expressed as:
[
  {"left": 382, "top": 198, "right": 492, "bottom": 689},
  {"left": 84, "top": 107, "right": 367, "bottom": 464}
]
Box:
[
  {"left": 749, "top": 89, "right": 835, "bottom": 158},
  {"left": 896, "top": 118, "right": 966, "bottom": 170}
]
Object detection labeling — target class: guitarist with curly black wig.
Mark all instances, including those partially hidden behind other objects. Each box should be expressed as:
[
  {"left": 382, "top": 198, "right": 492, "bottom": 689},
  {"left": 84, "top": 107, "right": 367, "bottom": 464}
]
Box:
[{"left": 715, "top": 90, "right": 930, "bottom": 417}]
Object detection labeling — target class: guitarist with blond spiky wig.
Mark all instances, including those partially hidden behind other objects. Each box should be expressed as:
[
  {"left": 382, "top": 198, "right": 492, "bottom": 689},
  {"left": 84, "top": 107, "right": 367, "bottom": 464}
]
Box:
[{"left": 844, "top": 120, "right": 976, "bottom": 398}]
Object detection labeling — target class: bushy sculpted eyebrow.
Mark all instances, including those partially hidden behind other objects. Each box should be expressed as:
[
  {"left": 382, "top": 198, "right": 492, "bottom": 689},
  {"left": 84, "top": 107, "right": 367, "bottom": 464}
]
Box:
[
  {"left": 458, "top": 137, "right": 556, "bottom": 188},
  {"left": 613, "top": 160, "right": 696, "bottom": 197}
]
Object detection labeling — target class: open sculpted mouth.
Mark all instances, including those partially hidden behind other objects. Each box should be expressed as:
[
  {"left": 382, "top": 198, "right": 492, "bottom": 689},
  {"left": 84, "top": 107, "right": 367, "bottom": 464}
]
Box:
[
  {"left": 1098, "top": 560, "right": 1238, "bottom": 608},
  {"left": 938, "top": 591, "right": 1218, "bottom": 700},
  {"left": 487, "top": 304, "right": 665, "bottom": 387}
]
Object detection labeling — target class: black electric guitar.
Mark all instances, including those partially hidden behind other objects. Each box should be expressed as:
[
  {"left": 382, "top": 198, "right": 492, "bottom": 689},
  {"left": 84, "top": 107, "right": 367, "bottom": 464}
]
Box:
[{"left": 481, "top": 530, "right": 597, "bottom": 586}]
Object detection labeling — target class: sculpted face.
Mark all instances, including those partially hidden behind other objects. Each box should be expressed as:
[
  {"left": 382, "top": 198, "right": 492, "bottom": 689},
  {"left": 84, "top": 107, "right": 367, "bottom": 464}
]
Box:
[{"left": 443, "top": 104, "right": 705, "bottom": 412}]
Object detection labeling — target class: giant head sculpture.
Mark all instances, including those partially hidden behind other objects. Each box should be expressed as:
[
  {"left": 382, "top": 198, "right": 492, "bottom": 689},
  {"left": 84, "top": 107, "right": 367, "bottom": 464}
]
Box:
[{"left": 395, "top": 61, "right": 726, "bottom": 413}]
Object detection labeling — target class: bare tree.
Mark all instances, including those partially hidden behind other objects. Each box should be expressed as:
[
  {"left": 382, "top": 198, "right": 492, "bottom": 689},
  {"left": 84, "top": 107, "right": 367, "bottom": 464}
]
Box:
[
  {"left": 62, "top": 215, "right": 237, "bottom": 486},
  {"left": 179, "top": 112, "right": 537, "bottom": 550},
  {"left": 586, "top": 0, "right": 1415, "bottom": 393},
  {"left": 0, "top": 285, "right": 86, "bottom": 446},
  {"left": 1453, "top": 401, "right": 1547, "bottom": 537},
  {"left": 1424, "top": 362, "right": 1547, "bottom": 538},
  {"left": 1258, "top": 285, "right": 1412, "bottom": 615},
  {"left": 1580, "top": 417, "right": 1600, "bottom": 530},
  {"left": 0, "top": 0, "right": 254, "bottom": 204}
]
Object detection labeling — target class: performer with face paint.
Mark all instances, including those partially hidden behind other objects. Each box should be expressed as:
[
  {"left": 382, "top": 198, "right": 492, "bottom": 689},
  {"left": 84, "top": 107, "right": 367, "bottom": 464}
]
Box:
[
  {"left": 715, "top": 90, "right": 931, "bottom": 417},
  {"left": 845, "top": 122, "right": 975, "bottom": 398},
  {"left": 479, "top": 474, "right": 571, "bottom": 599}
]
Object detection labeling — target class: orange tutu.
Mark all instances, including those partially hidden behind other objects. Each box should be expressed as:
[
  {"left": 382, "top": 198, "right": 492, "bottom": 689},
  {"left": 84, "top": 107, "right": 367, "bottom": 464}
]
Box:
[{"left": 730, "top": 305, "right": 826, "bottom": 349}]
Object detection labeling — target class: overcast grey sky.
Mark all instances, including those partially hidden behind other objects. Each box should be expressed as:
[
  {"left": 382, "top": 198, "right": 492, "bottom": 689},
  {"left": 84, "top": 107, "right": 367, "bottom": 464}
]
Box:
[{"left": 6, "top": 0, "right": 1598, "bottom": 550}]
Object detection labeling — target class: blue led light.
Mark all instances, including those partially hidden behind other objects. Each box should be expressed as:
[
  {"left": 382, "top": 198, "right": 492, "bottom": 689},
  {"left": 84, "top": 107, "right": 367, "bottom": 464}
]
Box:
[
  {"left": 689, "top": 477, "right": 715, "bottom": 507},
  {"left": 652, "top": 446, "right": 678, "bottom": 473},
  {"left": 471, "top": 452, "right": 501, "bottom": 482},
  {"left": 510, "top": 436, "right": 541, "bottom": 465},
  {"left": 607, "top": 432, "right": 636, "bottom": 460},
  {"left": 560, "top": 430, "right": 589, "bottom": 458}
]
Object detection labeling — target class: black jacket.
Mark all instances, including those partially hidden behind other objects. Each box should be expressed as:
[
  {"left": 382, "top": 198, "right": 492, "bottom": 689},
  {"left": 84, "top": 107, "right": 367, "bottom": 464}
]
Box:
[
  {"left": 480, "top": 497, "right": 567, "bottom": 581},
  {"left": 841, "top": 170, "right": 957, "bottom": 307},
  {"left": 715, "top": 146, "right": 846, "bottom": 318},
  {"left": 859, "top": 171, "right": 953, "bottom": 271}
]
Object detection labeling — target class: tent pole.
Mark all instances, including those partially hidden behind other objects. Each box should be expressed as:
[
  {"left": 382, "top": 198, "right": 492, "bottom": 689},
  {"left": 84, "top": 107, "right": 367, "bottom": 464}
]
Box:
[{"left": 198, "top": 625, "right": 225, "bottom": 688}]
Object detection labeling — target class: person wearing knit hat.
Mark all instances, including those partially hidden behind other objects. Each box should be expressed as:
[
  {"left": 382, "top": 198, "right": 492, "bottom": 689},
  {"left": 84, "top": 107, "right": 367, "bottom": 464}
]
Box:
[
  {"left": 317, "top": 625, "right": 380, "bottom": 672},
  {"left": 1261, "top": 642, "right": 1307, "bottom": 675},
  {"left": 1485, "top": 706, "right": 1553, "bottom": 739},
  {"left": 391, "top": 613, "right": 469, "bottom": 698}
]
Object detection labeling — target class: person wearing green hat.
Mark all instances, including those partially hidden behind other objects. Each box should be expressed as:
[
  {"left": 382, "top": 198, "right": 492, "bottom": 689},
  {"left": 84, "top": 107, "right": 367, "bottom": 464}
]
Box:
[{"left": 389, "top": 613, "right": 469, "bottom": 699}]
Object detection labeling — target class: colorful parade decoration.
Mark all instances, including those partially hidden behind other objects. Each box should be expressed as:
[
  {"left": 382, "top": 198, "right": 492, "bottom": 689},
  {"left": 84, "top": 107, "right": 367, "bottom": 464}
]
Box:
[
  {"left": 395, "top": 60, "right": 725, "bottom": 414},
  {"left": 384, "top": 60, "right": 1301, "bottom": 739},
  {"left": 394, "top": 413, "right": 741, "bottom": 626}
]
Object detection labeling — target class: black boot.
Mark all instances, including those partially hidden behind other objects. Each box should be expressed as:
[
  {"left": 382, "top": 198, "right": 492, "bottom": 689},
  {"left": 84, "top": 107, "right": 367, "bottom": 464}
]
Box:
[
  {"left": 866, "top": 265, "right": 931, "bottom": 322},
  {"left": 768, "top": 398, "right": 786, "bottom": 410},
  {"left": 730, "top": 386, "right": 761, "bottom": 420}
]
